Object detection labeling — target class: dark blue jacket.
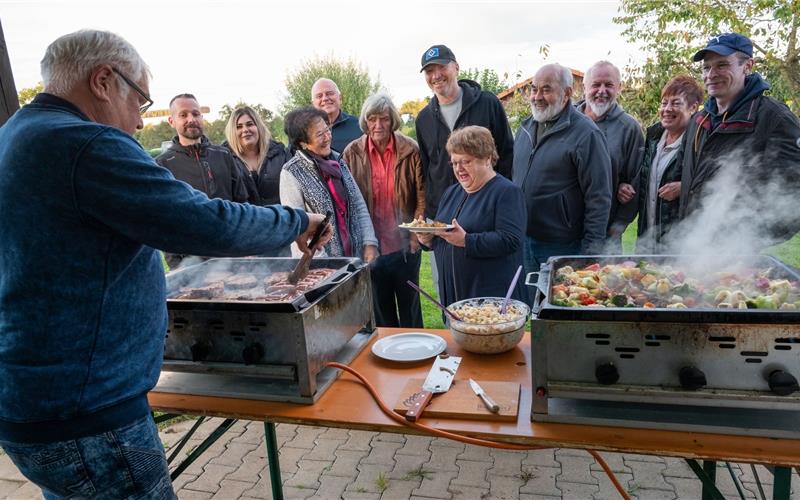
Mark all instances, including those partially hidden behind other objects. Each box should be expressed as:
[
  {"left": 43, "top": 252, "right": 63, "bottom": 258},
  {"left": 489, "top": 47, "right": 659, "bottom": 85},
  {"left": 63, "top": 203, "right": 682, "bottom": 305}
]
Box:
[
  {"left": 512, "top": 105, "right": 613, "bottom": 253},
  {"left": 330, "top": 111, "right": 362, "bottom": 155},
  {"left": 431, "top": 175, "right": 527, "bottom": 307},
  {"left": 0, "top": 94, "right": 308, "bottom": 443}
]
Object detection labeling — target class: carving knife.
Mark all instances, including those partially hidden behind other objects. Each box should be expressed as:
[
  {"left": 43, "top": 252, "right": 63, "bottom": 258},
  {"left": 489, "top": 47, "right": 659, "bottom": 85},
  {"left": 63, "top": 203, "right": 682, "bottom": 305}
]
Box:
[
  {"left": 405, "top": 354, "right": 461, "bottom": 422},
  {"left": 468, "top": 379, "right": 500, "bottom": 413}
]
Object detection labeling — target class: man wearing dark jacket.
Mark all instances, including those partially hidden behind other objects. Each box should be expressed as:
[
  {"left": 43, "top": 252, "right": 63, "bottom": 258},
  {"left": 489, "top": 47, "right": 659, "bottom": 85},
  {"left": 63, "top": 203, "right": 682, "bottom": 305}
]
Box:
[
  {"left": 312, "top": 78, "right": 362, "bottom": 154},
  {"left": 512, "top": 63, "right": 613, "bottom": 275},
  {"left": 576, "top": 61, "right": 644, "bottom": 251},
  {"left": 679, "top": 33, "right": 800, "bottom": 243},
  {"left": 415, "top": 45, "right": 514, "bottom": 220},
  {"left": 156, "top": 94, "right": 251, "bottom": 204},
  {"left": 415, "top": 44, "right": 514, "bottom": 297}
]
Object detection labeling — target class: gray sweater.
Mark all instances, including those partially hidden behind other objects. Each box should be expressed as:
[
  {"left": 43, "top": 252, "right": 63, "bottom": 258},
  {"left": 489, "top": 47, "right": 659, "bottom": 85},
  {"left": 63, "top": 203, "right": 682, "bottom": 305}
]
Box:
[
  {"left": 512, "top": 104, "right": 613, "bottom": 253},
  {"left": 576, "top": 101, "right": 644, "bottom": 232}
]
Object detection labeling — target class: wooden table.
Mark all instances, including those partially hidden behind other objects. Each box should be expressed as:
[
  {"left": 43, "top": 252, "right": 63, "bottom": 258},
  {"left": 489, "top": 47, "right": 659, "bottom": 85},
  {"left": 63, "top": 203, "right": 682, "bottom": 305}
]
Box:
[{"left": 149, "top": 328, "right": 800, "bottom": 499}]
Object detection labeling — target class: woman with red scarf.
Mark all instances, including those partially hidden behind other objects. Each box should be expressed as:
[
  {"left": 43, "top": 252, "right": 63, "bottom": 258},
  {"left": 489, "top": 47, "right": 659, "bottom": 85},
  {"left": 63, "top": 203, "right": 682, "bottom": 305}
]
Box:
[{"left": 280, "top": 107, "right": 378, "bottom": 262}]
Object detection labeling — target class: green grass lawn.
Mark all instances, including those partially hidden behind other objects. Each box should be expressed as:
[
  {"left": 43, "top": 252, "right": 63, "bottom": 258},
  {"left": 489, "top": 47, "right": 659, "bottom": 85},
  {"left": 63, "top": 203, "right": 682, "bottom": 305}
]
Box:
[{"left": 416, "top": 223, "right": 800, "bottom": 330}]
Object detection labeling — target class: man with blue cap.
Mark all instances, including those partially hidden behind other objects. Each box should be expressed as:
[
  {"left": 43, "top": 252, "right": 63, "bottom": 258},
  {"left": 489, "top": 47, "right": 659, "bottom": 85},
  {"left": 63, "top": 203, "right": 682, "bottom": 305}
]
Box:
[{"left": 678, "top": 32, "right": 800, "bottom": 243}]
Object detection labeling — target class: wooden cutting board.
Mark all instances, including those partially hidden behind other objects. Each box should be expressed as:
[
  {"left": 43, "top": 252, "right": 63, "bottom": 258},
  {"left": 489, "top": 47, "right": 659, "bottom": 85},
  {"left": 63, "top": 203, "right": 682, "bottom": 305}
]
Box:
[{"left": 393, "top": 379, "right": 520, "bottom": 421}]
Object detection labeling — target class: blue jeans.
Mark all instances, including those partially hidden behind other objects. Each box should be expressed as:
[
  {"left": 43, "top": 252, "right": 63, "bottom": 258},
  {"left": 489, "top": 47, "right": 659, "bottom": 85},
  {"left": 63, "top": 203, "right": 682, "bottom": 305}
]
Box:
[
  {"left": 0, "top": 415, "right": 175, "bottom": 500},
  {"left": 523, "top": 236, "right": 582, "bottom": 278}
]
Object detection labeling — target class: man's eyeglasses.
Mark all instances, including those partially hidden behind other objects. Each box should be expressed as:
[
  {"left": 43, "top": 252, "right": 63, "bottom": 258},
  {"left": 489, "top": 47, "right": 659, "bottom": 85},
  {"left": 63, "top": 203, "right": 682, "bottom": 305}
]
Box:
[{"left": 112, "top": 68, "right": 153, "bottom": 115}]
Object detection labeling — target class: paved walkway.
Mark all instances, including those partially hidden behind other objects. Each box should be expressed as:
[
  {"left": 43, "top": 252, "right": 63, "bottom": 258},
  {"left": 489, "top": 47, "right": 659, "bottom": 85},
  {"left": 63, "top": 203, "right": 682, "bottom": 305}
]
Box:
[{"left": 0, "top": 418, "right": 798, "bottom": 499}]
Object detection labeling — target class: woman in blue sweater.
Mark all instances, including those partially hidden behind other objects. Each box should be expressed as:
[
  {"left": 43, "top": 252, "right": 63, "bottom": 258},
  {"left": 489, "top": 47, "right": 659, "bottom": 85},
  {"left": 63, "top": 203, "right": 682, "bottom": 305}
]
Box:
[{"left": 417, "top": 126, "right": 527, "bottom": 308}]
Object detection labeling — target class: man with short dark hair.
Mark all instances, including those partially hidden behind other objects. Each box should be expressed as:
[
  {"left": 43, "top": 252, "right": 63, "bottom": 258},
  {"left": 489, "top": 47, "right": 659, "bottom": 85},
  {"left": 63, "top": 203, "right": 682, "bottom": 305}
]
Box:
[
  {"left": 156, "top": 93, "right": 251, "bottom": 204},
  {"left": 512, "top": 63, "right": 613, "bottom": 275},
  {"left": 311, "top": 78, "right": 362, "bottom": 153},
  {"left": 577, "top": 61, "right": 644, "bottom": 250},
  {"left": 0, "top": 30, "right": 329, "bottom": 499},
  {"left": 679, "top": 32, "right": 800, "bottom": 242},
  {"left": 415, "top": 44, "right": 514, "bottom": 296}
]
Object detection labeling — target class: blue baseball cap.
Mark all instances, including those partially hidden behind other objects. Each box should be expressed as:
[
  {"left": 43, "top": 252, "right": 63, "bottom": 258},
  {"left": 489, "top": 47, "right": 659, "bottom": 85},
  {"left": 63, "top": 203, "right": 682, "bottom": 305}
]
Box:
[
  {"left": 420, "top": 45, "right": 457, "bottom": 72},
  {"left": 692, "top": 32, "right": 753, "bottom": 61}
]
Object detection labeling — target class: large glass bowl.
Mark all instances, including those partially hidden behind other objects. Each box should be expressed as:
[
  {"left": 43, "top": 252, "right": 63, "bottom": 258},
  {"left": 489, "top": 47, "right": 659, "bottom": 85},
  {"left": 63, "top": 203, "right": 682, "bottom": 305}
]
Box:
[{"left": 447, "top": 297, "right": 529, "bottom": 354}]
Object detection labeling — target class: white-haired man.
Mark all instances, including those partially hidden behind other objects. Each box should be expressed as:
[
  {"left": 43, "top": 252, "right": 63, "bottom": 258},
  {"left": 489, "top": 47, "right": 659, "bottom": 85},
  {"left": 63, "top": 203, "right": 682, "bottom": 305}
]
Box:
[
  {"left": 512, "top": 63, "right": 613, "bottom": 276},
  {"left": 577, "top": 61, "right": 644, "bottom": 251},
  {"left": 0, "top": 30, "right": 330, "bottom": 499},
  {"left": 311, "top": 78, "right": 362, "bottom": 153}
]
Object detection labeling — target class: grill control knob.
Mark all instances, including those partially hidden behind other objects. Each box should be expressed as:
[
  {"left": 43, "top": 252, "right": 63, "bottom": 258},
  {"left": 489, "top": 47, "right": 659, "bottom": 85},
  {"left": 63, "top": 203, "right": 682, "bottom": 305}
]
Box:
[
  {"left": 190, "top": 341, "right": 210, "bottom": 362},
  {"left": 595, "top": 363, "right": 619, "bottom": 385},
  {"left": 767, "top": 370, "right": 799, "bottom": 396},
  {"left": 679, "top": 366, "right": 707, "bottom": 390},
  {"left": 242, "top": 343, "right": 265, "bottom": 365}
]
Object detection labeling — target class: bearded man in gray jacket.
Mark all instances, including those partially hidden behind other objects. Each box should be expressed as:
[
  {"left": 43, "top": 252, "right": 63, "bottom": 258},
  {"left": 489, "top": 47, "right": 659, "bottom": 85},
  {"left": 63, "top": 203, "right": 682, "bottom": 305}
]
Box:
[
  {"left": 577, "top": 61, "right": 644, "bottom": 252},
  {"left": 512, "top": 63, "right": 613, "bottom": 276}
]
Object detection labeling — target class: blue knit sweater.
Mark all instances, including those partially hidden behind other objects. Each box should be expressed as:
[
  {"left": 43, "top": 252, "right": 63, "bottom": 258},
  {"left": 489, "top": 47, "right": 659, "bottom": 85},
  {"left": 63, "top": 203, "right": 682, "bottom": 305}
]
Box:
[{"left": 0, "top": 94, "right": 308, "bottom": 443}]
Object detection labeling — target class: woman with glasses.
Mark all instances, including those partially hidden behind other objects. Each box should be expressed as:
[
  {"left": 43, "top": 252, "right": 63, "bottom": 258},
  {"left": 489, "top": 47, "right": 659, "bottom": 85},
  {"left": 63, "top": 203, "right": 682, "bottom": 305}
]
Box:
[
  {"left": 280, "top": 107, "right": 379, "bottom": 262},
  {"left": 222, "top": 106, "right": 289, "bottom": 207},
  {"left": 636, "top": 75, "right": 704, "bottom": 253},
  {"left": 416, "top": 126, "right": 527, "bottom": 307}
]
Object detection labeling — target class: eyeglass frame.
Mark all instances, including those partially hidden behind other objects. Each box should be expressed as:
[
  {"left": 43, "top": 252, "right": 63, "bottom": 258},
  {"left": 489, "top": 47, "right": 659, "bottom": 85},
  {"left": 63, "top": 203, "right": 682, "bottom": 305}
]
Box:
[{"left": 112, "top": 67, "right": 153, "bottom": 115}]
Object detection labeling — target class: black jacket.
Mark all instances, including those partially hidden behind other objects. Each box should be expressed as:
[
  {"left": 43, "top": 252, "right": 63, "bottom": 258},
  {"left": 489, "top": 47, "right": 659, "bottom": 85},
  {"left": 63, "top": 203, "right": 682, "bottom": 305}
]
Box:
[
  {"left": 679, "top": 73, "right": 800, "bottom": 241},
  {"left": 155, "top": 136, "right": 249, "bottom": 203},
  {"left": 222, "top": 139, "right": 290, "bottom": 205},
  {"left": 415, "top": 79, "right": 514, "bottom": 218}
]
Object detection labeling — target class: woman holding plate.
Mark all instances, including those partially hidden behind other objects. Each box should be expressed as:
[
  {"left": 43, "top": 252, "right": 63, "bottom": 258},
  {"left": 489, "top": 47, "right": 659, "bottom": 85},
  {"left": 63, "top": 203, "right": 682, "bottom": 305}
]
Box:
[{"left": 417, "top": 126, "right": 527, "bottom": 308}]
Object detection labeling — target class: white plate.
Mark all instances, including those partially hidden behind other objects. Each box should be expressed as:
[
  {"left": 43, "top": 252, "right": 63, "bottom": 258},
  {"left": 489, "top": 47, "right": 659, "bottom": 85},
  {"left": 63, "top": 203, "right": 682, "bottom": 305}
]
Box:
[
  {"left": 398, "top": 225, "right": 455, "bottom": 233},
  {"left": 371, "top": 332, "right": 447, "bottom": 362}
]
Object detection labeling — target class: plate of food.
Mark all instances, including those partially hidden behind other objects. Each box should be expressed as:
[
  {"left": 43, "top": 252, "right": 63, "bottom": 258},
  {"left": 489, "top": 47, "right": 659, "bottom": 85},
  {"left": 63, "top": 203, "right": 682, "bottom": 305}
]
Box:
[{"left": 398, "top": 217, "right": 454, "bottom": 233}]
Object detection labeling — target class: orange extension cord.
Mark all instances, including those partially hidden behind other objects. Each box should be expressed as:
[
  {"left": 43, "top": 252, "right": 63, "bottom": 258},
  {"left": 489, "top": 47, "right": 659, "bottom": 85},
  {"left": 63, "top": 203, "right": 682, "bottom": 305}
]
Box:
[{"left": 325, "top": 362, "right": 631, "bottom": 500}]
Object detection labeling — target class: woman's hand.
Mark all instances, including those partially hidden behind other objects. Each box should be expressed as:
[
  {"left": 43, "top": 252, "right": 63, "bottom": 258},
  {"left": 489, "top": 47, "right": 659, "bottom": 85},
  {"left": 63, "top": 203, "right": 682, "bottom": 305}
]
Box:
[
  {"left": 435, "top": 219, "right": 466, "bottom": 248},
  {"left": 363, "top": 244, "right": 379, "bottom": 264},
  {"left": 658, "top": 181, "right": 681, "bottom": 201},
  {"left": 617, "top": 182, "right": 636, "bottom": 204},
  {"left": 416, "top": 232, "right": 434, "bottom": 248}
]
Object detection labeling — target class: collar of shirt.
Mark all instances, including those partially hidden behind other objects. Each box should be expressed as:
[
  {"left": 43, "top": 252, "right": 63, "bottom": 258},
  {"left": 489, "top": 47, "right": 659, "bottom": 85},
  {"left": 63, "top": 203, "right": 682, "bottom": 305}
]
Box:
[{"left": 367, "top": 134, "right": 395, "bottom": 158}]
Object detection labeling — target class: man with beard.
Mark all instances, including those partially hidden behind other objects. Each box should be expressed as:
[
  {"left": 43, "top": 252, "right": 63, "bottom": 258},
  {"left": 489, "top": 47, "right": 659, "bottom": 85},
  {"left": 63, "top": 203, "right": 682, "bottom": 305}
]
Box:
[
  {"left": 679, "top": 33, "right": 800, "bottom": 243},
  {"left": 156, "top": 94, "right": 251, "bottom": 203},
  {"left": 311, "top": 78, "right": 362, "bottom": 154},
  {"left": 512, "top": 63, "right": 613, "bottom": 275},
  {"left": 415, "top": 44, "right": 514, "bottom": 297},
  {"left": 156, "top": 94, "right": 253, "bottom": 267},
  {"left": 577, "top": 61, "right": 644, "bottom": 251}
]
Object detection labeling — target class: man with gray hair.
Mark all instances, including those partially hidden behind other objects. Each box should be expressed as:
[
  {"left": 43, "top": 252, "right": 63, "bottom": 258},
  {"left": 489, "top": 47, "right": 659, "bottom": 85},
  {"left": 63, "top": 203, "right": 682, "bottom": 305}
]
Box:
[
  {"left": 577, "top": 61, "right": 644, "bottom": 251},
  {"left": 512, "top": 63, "right": 613, "bottom": 275},
  {"left": 0, "top": 29, "right": 330, "bottom": 498},
  {"left": 311, "top": 78, "right": 362, "bottom": 153},
  {"left": 343, "top": 92, "right": 425, "bottom": 327}
]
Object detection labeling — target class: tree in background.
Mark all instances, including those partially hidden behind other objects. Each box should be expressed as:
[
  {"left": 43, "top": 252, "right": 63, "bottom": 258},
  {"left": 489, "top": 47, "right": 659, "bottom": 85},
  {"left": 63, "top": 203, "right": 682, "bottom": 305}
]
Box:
[
  {"left": 457, "top": 68, "right": 508, "bottom": 94},
  {"left": 134, "top": 121, "right": 173, "bottom": 151},
  {"left": 503, "top": 92, "right": 532, "bottom": 134},
  {"left": 18, "top": 82, "right": 43, "bottom": 107},
  {"left": 281, "top": 56, "right": 381, "bottom": 117},
  {"left": 614, "top": 0, "right": 800, "bottom": 126}
]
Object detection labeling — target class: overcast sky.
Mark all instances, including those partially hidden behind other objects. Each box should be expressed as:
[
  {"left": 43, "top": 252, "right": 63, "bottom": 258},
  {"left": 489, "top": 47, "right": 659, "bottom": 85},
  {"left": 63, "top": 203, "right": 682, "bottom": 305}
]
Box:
[{"left": 1, "top": 0, "right": 640, "bottom": 118}]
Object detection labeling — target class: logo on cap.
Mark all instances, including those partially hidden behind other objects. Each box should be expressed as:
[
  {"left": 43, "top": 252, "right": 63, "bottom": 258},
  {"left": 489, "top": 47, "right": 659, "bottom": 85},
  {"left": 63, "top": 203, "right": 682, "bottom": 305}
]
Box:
[{"left": 426, "top": 48, "right": 440, "bottom": 61}]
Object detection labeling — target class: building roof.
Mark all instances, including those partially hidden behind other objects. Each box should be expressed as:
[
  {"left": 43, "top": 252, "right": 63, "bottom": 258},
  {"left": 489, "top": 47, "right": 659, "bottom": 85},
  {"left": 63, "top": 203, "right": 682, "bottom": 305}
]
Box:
[{"left": 497, "top": 68, "right": 585, "bottom": 100}]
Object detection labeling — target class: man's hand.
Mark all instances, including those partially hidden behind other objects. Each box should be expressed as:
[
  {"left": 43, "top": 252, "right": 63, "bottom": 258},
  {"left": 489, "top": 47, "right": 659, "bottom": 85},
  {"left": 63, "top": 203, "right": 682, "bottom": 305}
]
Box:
[
  {"left": 435, "top": 219, "right": 466, "bottom": 248},
  {"left": 416, "top": 232, "right": 434, "bottom": 247},
  {"left": 363, "top": 244, "right": 379, "bottom": 264},
  {"left": 657, "top": 181, "right": 681, "bottom": 201},
  {"left": 295, "top": 213, "right": 333, "bottom": 257},
  {"left": 617, "top": 183, "right": 636, "bottom": 204}
]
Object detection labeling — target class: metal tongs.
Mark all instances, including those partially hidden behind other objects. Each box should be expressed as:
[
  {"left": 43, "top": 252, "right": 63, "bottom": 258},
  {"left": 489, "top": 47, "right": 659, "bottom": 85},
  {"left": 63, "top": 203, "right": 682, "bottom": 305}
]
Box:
[{"left": 288, "top": 211, "right": 332, "bottom": 284}]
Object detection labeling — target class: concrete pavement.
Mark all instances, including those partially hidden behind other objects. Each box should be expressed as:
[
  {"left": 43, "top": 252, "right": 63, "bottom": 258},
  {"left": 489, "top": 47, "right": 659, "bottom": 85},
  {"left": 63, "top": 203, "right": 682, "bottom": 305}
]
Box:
[{"left": 1, "top": 418, "right": 798, "bottom": 499}]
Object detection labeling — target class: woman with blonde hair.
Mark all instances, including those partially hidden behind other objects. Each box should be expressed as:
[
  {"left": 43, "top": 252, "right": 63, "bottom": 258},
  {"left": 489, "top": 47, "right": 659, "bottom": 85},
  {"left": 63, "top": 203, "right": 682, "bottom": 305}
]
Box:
[{"left": 223, "top": 106, "right": 289, "bottom": 206}]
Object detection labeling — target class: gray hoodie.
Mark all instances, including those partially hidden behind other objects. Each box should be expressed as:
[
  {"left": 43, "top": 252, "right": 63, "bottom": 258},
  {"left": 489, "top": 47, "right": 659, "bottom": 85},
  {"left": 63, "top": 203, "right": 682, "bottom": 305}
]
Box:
[
  {"left": 576, "top": 101, "right": 644, "bottom": 233},
  {"left": 512, "top": 104, "right": 613, "bottom": 253}
]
